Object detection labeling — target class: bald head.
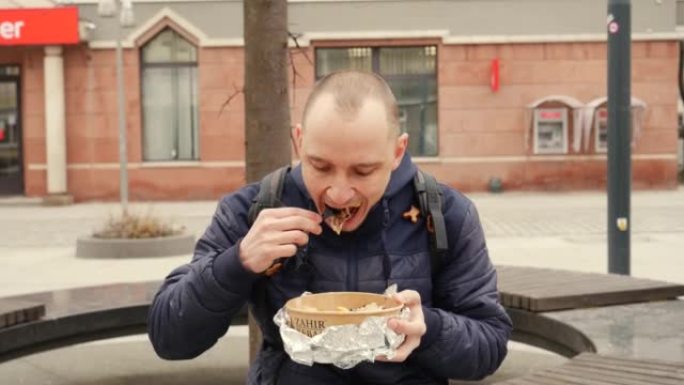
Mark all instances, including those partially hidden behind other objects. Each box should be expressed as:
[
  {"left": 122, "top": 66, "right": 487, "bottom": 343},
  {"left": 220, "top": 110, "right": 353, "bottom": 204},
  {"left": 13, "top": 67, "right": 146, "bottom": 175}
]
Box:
[{"left": 302, "top": 70, "right": 400, "bottom": 138}]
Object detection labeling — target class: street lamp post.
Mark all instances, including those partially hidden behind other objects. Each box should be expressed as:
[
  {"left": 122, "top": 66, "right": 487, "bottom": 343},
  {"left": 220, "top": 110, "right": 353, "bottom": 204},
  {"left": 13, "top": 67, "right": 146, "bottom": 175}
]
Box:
[{"left": 98, "top": 0, "right": 134, "bottom": 215}]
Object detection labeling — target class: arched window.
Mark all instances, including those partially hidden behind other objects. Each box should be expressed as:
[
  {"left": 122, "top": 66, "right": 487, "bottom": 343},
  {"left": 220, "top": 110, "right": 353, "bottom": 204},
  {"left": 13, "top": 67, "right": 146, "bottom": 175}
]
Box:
[{"left": 141, "top": 28, "right": 198, "bottom": 161}]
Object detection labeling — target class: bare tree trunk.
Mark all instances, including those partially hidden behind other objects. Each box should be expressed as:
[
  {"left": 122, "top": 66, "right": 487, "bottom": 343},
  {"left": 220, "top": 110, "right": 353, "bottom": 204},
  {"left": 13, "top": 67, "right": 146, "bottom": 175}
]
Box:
[
  {"left": 243, "top": 0, "right": 291, "bottom": 365},
  {"left": 244, "top": 0, "right": 291, "bottom": 183}
]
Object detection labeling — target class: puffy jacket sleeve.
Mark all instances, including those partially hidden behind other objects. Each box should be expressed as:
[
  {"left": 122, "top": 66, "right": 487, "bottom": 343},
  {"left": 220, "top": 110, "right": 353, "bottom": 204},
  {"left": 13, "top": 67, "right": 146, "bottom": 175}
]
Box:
[
  {"left": 147, "top": 184, "right": 260, "bottom": 360},
  {"left": 410, "top": 191, "right": 512, "bottom": 380}
]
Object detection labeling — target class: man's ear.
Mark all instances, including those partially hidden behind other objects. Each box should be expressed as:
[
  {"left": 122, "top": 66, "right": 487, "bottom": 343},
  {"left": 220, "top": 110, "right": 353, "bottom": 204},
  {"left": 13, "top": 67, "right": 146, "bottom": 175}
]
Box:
[
  {"left": 392, "top": 133, "right": 409, "bottom": 170},
  {"left": 293, "top": 124, "right": 304, "bottom": 157}
]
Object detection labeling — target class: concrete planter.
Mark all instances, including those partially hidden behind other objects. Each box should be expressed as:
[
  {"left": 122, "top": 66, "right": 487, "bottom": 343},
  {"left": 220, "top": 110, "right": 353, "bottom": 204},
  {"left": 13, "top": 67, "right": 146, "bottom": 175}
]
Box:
[{"left": 76, "top": 233, "right": 196, "bottom": 259}]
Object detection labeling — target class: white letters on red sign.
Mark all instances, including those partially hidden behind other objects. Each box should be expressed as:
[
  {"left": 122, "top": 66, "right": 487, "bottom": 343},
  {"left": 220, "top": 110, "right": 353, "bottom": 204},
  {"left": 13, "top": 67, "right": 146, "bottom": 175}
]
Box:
[{"left": 0, "top": 21, "right": 24, "bottom": 40}]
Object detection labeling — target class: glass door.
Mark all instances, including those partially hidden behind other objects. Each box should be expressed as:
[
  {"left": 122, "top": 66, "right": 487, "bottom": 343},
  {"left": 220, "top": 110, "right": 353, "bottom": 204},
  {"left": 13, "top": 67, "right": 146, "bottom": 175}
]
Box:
[{"left": 0, "top": 75, "right": 22, "bottom": 195}]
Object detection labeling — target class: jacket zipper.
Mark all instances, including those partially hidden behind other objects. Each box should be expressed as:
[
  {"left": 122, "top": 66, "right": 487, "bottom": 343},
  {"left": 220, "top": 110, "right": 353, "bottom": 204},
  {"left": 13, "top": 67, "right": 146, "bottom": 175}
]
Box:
[{"left": 347, "top": 233, "right": 358, "bottom": 291}]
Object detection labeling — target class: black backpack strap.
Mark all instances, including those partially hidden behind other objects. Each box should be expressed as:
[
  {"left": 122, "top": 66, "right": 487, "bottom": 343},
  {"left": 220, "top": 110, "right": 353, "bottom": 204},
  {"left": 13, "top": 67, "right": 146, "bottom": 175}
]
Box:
[
  {"left": 414, "top": 169, "right": 448, "bottom": 274},
  {"left": 247, "top": 166, "right": 290, "bottom": 226}
]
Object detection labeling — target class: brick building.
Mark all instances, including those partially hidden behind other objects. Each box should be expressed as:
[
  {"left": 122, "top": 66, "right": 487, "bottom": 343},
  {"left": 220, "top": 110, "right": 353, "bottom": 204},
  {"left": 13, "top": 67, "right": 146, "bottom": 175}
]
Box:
[{"left": 0, "top": 0, "right": 681, "bottom": 202}]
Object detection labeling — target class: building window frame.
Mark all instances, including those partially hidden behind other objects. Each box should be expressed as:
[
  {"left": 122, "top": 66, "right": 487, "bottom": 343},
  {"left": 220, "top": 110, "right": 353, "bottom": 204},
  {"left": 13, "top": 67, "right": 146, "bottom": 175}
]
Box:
[
  {"left": 314, "top": 45, "right": 438, "bottom": 157},
  {"left": 140, "top": 27, "right": 199, "bottom": 162}
]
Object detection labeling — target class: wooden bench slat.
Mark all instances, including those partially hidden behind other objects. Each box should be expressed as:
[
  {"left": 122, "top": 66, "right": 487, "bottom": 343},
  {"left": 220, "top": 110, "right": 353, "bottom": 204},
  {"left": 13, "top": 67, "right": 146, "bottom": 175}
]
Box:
[
  {"left": 566, "top": 361, "right": 684, "bottom": 384},
  {"left": 493, "top": 353, "right": 684, "bottom": 385},
  {"left": 499, "top": 291, "right": 522, "bottom": 308},
  {"left": 504, "top": 272, "right": 673, "bottom": 297},
  {"left": 534, "top": 370, "right": 609, "bottom": 385},
  {"left": 572, "top": 353, "right": 684, "bottom": 374},
  {"left": 517, "top": 376, "right": 570, "bottom": 385},
  {"left": 493, "top": 367, "right": 589, "bottom": 385},
  {"left": 497, "top": 266, "right": 684, "bottom": 311},
  {"left": 529, "top": 286, "right": 684, "bottom": 311},
  {"left": 553, "top": 364, "right": 683, "bottom": 385},
  {"left": 499, "top": 269, "right": 582, "bottom": 290},
  {"left": 532, "top": 278, "right": 655, "bottom": 296},
  {"left": 539, "top": 278, "right": 681, "bottom": 297},
  {"left": 0, "top": 299, "right": 45, "bottom": 329},
  {"left": 529, "top": 375, "right": 579, "bottom": 385}
]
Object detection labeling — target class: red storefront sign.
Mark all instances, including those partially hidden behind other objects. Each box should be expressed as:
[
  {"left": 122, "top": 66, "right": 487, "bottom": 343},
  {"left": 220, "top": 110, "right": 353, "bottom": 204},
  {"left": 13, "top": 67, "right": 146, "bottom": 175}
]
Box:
[
  {"left": 540, "top": 110, "right": 562, "bottom": 120},
  {"left": 0, "top": 7, "right": 79, "bottom": 46}
]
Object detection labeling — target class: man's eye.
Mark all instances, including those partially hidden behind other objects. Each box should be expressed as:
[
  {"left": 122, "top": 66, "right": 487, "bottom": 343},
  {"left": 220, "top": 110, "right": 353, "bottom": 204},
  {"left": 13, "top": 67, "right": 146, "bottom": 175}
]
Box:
[
  {"left": 355, "top": 169, "right": 374, "bottom": 177},
  {"left": 313, "top": 164, "right": 330, "bottom": 172}
]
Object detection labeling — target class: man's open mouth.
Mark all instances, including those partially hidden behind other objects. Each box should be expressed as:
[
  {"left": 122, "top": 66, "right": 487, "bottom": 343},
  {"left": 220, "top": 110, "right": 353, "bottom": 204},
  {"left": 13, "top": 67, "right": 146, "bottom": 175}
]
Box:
[{"left": 323, "top": 204, "right": 361, "bottom": 235}]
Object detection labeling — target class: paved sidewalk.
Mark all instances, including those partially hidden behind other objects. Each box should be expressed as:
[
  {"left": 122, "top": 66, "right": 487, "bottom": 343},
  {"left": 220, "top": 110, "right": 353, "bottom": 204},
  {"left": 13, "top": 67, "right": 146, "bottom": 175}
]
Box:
[
  {"left": 1, "top": 187, "right": 683, "bottom": 384},
  {"left": 1, "top": 187, "right": 683, "bottom": 296},
  {"left": 476, "top": 188, "right": 684, "bottom": 285}
]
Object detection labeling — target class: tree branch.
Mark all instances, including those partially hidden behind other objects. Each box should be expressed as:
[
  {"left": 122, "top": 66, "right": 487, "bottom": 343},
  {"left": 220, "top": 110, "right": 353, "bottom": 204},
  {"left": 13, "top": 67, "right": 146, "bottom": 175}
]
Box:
[
  {"left": 287, "top": 31, "right": 312, "bottom": 112},
  {"left": 218, "top": 83, "right": 244, "bottom": 117}
]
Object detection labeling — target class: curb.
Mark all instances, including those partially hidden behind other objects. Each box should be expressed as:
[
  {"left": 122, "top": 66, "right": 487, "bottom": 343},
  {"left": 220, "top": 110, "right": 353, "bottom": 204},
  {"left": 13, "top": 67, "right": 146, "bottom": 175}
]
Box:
[{"left": 75, "top": 233, "right": 195, "bottom": 258}]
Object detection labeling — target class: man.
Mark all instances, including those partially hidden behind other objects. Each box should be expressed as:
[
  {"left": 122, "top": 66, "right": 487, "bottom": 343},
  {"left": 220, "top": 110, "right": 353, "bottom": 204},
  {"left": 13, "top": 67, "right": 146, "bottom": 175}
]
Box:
[{"left": 148, "top": 70, "right": 512, "bottom": 385}]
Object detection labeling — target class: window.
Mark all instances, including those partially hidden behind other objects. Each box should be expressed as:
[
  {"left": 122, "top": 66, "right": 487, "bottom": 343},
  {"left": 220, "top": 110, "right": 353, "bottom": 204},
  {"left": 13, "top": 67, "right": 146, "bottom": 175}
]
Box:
[
  {"left": 0, "top": 65, "right": 19, "bottom": 76},
  {"left": 533, "top": 108, "right": 568, "bottom": 154},
  {"left": 316, "top": 46, "right": 438, "bottom": 157},
  {"left": 141, "top": 28, "right": 199, "bottom": 161}
]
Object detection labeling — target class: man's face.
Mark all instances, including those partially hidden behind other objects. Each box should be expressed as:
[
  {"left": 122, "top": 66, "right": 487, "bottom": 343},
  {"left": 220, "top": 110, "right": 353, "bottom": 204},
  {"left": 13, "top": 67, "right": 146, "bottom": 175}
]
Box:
[{"left": 294, "top": 94, "right": 408, "bottom": 233}]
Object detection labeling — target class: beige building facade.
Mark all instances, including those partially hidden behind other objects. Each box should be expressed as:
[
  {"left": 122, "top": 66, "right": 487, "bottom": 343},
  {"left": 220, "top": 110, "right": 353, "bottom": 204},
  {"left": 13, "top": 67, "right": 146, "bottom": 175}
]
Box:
[{"left": 0, "top": 0, "right": 681, "bottom": 201}]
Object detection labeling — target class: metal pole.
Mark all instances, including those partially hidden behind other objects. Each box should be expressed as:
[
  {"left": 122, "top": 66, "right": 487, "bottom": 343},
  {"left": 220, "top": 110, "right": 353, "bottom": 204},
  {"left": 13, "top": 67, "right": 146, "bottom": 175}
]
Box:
[
  {"left": 607, "top": 0, "right": 631, "bottom": 275},
  {"left": 116, "top": 17, "right": 129, "bottom": 215}
]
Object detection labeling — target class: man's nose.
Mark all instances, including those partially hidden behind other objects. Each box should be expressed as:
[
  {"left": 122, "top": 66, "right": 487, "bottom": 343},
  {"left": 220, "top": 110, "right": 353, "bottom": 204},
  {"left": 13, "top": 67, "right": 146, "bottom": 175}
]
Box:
[{"left": 325, "top": 184, "right": 356, "bottom": 206}]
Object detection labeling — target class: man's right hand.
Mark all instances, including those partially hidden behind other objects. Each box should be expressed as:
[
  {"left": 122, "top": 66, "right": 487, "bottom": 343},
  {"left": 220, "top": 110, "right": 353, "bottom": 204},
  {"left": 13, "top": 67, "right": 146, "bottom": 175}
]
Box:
[{"left": 239, "top": 207, "right": 322, "bottom": 274}]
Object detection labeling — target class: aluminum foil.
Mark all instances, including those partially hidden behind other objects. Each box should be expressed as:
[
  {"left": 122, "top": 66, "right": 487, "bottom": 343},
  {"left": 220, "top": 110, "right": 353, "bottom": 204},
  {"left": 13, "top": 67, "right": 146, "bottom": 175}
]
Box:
[{"left": 273, "top": 285, "right": 409, "bottom": 369}]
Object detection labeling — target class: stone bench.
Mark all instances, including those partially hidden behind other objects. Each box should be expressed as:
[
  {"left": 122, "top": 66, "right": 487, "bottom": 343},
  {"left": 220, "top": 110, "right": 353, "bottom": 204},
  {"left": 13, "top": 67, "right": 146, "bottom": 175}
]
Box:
[
  {"left": 0, "top": 280, "right": 589, "bottom": 363},
  {"left": 497, "top": 265, "right": 684, "bottom": 361},
  {"left": 0, "top": 282, "right": 162, "bottom": 363},
  {"left": 1, "top": 266, "right": 683, "bottom": 381}
]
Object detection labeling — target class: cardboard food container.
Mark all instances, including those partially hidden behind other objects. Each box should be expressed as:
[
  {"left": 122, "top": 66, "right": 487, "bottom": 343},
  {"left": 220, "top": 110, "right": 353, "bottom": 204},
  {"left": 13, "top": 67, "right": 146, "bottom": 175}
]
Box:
[{"left": 285, "top": 292, "right": 403, "bottom": 337}]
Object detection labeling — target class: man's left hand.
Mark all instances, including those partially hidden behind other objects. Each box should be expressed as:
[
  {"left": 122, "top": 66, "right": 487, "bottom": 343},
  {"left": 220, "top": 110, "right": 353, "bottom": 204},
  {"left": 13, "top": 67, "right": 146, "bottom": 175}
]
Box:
[{"left": 376, "top": 290, "right": 426, "bottom": 362}]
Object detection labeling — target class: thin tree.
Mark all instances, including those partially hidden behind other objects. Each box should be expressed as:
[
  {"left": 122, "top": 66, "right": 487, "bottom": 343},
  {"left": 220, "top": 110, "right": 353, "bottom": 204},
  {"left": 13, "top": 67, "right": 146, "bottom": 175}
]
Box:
[
  {"left": 243, "top": 0, "right": 291, "bottom": 363},
  {"left": 244, "top": 0, "right": 291, "bottom": 182}
]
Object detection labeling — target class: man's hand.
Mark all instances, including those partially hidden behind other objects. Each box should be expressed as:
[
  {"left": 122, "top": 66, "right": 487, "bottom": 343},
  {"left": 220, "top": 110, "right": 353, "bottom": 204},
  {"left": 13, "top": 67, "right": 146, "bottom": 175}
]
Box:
[
  {"left": 376, "top": 290, "right": 426, "bottom": 362},
  {"left": 239, "top": 207, "right": 322, "bottom": 274}
]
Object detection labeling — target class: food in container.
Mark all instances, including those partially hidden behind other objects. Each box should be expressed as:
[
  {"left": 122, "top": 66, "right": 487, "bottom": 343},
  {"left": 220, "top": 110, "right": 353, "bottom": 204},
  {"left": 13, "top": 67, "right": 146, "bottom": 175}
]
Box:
[{"left": 285, "top": 291, "right": 403, "bottom": 337}]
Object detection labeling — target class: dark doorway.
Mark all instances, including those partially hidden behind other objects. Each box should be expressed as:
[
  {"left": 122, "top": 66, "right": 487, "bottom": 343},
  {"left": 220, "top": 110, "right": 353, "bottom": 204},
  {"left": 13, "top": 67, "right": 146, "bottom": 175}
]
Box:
[{"left": 0, "top": 66, "right": 22, "bottom": 195}]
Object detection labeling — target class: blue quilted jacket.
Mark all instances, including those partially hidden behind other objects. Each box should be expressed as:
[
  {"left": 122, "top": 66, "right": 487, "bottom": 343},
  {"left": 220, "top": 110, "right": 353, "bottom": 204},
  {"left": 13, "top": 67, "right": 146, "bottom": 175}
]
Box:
[{"left": 148, "top": 154, "right": 512, "bottom": 385}]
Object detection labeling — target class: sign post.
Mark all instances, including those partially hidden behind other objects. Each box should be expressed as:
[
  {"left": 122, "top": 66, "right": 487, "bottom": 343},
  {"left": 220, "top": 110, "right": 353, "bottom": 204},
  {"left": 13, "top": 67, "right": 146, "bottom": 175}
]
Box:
[
  {"left": 98, "top": 0, "right": 135, "bottom": 215},
  {"left": 607, "top": 0, "right": 631, "bottom": 275}
]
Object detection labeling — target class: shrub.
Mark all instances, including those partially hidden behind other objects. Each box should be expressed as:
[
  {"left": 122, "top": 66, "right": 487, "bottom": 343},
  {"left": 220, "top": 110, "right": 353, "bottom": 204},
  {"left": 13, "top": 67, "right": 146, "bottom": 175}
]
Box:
[{"left": 93, "top": 212, "right": 184, "bottom": 239}]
